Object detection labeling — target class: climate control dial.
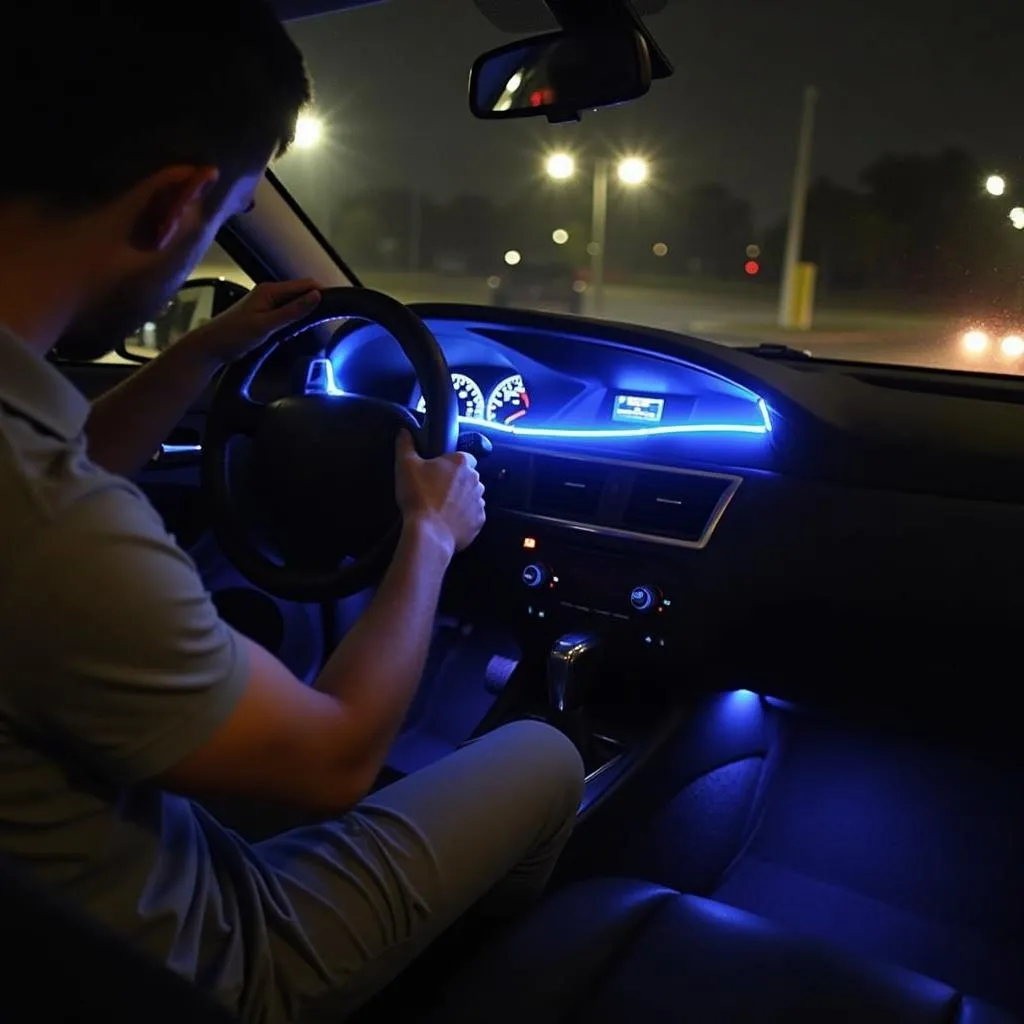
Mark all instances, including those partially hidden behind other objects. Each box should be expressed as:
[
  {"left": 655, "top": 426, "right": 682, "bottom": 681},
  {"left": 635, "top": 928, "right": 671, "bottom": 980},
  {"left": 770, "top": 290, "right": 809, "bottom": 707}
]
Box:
[
  {"left": 629, "top": 584, "right": 660, "bottom": 613},
  {"left": 522, "top": 563, "right": 551, "bottom": 589}
]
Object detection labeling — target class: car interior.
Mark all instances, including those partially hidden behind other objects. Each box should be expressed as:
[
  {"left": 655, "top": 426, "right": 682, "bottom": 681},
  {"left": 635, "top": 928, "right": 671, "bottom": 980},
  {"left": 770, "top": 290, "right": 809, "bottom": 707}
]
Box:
[{"left": 10, "top": 0, "right": 1023, "bottom": 1021}]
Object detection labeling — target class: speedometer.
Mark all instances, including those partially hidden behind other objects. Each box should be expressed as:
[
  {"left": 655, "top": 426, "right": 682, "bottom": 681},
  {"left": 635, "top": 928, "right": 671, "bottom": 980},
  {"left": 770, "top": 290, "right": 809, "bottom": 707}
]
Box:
[
  {"left": 416, "top": 372, "right": 486, "bottom": 420},
  {"left": 486, "top": 374, "right": 530, "bottom": 425}
]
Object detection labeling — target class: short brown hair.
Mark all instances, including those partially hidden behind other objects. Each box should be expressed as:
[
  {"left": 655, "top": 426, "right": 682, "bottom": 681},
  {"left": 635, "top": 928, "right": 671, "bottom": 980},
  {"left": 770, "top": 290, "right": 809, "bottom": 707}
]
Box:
[{"left": 0, "top": 0, "right": 312, "bottom": 210}]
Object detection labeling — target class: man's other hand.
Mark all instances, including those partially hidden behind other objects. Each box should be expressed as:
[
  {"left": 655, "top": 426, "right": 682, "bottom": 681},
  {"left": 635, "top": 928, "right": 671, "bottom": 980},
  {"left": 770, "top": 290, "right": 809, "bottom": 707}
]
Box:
[
  {"left": 395, "top": 430, "right": 486, "bottom": 556},
  {"left": 182, "top": 279, "right": 322, "bottom": 367}
]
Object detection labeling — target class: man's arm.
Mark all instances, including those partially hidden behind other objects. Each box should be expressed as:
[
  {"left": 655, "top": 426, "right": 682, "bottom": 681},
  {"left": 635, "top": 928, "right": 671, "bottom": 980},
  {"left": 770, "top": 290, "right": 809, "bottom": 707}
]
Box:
[
  {"left": 86, "top": 280, "right": 319, "bottom": 477},
  {"left": 162, "top": 432, "right": 485, "bottom": 810},
  {"left": 11, "top": 432, "right": 483, "bottom": 814},
  {"left": 162, "top": 514, "right": 457, "bottom": 809}
]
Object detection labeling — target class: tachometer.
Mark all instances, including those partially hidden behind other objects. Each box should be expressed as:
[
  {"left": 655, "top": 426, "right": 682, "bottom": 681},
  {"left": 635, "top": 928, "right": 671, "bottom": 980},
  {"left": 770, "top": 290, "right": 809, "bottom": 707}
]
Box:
[
  {"left": 486, "top": 374, "right": 531, "bottom": 425},
  {"left": 416, "top": 372, "right": 485, "bottom": 420}
]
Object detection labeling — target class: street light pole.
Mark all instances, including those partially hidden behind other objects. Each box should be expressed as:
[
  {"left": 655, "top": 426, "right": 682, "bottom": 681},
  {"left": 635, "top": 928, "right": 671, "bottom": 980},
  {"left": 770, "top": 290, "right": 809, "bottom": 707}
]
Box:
[
  {"left": 779, "top": 85, "right": 818, "bottom": 328},
  {"left": 590, "top": 157, "right": 610, "bottom": 316},
  {"left": 545, "top": 151, "right": 647, "bottom": 316}
]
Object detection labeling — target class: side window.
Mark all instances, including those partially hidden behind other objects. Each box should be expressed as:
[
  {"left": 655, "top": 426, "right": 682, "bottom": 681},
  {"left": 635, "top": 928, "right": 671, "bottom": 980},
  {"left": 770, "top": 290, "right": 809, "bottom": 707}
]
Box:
[{"left": 120, "top": 242, "right": 254, "bottom": 361}]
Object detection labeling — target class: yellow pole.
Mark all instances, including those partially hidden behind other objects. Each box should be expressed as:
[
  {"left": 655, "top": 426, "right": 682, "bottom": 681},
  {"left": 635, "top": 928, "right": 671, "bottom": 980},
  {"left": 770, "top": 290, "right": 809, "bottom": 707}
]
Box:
[{"left": 787, "top": 261, "right": 817, "bottom": 330}]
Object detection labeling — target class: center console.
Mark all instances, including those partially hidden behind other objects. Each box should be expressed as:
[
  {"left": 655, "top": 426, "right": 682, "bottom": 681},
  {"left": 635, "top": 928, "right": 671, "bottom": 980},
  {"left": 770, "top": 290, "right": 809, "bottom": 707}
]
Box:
[{"left": 443, "top": 447, "right": 743, "bottom": 816}]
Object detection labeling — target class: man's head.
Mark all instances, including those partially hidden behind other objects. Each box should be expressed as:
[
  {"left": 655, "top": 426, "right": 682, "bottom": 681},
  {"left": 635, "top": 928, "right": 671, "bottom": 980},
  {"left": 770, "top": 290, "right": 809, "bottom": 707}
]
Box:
[{"left": 0, "top": 0, "right": 311, "bottom": 358}]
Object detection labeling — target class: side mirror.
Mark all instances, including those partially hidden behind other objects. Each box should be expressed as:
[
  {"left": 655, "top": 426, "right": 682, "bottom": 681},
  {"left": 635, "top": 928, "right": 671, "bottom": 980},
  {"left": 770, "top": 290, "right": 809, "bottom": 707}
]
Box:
[
  {"left": 118, "top": 278, "right": 250, "bottom": 362},
  {"left": 469, "top": 29, "right": 652, "bottom": 123}
]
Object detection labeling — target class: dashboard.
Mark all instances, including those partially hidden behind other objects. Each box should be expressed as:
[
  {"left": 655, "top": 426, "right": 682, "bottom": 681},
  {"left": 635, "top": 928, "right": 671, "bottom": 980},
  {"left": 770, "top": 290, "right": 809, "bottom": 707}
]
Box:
[
  {"left": 325, "top": 315, "right": 773, "bottom": 444},
  {"left": 295, "top": 302, "right": 1024, "bottom": 712}
]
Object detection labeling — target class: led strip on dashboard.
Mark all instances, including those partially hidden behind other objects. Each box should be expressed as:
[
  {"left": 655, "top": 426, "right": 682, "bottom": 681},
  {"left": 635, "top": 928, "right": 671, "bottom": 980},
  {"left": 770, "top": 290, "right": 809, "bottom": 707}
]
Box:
[{"left": 306, "top": 359, "right": 773, "bottom": 441}]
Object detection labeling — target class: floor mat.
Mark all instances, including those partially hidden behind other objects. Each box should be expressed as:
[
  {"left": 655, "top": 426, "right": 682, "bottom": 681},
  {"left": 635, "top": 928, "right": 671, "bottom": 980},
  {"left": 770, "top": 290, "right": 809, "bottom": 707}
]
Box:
[
  {"left": 712, "top": 711, "right": 1024, "bottom": 1015},
  {"left": 385, "top": 625, "right": 513, "bottom": 776}
]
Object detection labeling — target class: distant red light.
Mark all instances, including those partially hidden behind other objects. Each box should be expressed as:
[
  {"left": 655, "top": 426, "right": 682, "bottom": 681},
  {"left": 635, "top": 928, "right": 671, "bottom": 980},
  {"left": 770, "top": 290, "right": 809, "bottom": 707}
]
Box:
[
  {"left": 744, "top": 260, "right": 760, "bottom": 276},
  {"left": 530, "top": 88, "right": 555, "bottom": 107}
]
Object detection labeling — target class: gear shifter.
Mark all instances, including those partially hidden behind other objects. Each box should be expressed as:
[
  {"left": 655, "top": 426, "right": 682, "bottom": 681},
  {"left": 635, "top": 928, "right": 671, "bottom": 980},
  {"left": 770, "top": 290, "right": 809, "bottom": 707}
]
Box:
[
  {"left": 547, "top": 633, "right": 601, "bottom": 714},
  {"left": 547, "top": 633, "right": 603, "bottom": 757}
]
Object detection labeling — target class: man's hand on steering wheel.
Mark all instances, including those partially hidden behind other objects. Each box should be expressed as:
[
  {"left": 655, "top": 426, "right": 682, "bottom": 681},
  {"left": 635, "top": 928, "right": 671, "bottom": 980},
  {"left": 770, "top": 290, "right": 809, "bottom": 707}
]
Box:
[
  {"left": 395, "top": 430, "right": 486, "bottom": 559},
  {"left": 184, "top": 279, "right": 323, "bottom": 367}
]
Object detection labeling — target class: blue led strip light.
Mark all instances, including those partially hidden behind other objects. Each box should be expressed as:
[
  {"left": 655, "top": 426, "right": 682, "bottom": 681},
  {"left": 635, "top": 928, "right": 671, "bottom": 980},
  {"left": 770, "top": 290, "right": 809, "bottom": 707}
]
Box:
[{"left": 307, "top": 359, "right": 772, "bottom": 438}]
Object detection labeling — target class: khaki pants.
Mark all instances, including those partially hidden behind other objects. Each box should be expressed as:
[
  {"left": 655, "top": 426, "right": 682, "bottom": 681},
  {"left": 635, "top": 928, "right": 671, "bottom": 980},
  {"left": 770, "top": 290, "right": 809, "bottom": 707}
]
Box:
[{"left": 252, "top": 719, "right": 584, "bottom": 1023}]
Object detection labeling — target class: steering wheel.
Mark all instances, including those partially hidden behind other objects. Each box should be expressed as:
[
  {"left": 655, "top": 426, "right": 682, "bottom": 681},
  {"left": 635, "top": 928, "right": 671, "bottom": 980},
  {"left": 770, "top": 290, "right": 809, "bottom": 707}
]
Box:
[{"left": 202, "top": 287, "right": 459, "bottom": 602}]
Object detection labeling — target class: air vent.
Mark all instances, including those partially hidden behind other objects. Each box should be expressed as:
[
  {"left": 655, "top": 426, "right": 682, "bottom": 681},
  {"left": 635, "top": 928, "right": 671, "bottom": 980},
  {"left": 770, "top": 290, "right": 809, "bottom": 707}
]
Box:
[
  {"left": 621, "top": 470, "right": 734, "bottom": 543},
  {"left": 529, "top": 456, "right": 608, "bottom": 519}
]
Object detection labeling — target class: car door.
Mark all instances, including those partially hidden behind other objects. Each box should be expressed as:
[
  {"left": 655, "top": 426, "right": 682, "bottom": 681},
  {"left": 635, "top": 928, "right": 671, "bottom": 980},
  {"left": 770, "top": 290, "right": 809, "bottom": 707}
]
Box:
[{"left": 49, "top": 240, "right": 329, "bottom": 688}]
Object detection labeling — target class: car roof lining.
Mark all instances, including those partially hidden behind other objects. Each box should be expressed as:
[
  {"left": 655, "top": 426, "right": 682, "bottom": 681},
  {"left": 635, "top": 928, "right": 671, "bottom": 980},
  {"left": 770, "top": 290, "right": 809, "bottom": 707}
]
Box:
[{"left": 272, "top": 0, "right": 670, "bottom": 30}]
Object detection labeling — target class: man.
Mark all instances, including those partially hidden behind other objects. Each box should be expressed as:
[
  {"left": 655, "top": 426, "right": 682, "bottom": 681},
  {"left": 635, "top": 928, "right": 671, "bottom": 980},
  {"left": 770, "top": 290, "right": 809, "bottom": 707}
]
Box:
[{"left": 0, "top": 3, "right": 584, "bottom": 1022}]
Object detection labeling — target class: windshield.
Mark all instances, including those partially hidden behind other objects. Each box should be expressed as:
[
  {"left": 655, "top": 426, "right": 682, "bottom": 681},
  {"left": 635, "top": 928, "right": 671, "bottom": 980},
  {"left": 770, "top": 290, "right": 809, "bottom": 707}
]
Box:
[{"left": 277, "top": 0, "right": 1021, "bottom": 373}]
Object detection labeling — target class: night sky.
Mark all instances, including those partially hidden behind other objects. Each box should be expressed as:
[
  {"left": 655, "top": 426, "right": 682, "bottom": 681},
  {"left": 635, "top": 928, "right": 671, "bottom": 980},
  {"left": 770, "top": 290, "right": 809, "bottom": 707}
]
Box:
[{"left": 285, "top": 0, "right": 1022, "bottom": 225}]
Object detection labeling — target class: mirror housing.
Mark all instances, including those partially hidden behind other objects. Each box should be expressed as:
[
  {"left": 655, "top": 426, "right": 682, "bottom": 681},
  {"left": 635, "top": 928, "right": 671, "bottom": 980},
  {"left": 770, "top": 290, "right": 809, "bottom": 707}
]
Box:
[
  {"left": 469, "top": 29, "right": 652, "bottom": 123},
  {"left": 117, "top": 277, "right": 249, "bottom": 362}
]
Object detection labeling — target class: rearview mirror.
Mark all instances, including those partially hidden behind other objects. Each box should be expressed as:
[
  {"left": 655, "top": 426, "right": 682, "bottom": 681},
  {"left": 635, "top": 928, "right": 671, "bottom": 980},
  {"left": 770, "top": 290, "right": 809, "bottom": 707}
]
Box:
[
  {"left": 118, "top": 277, "right": 249, "bottom": 362},
  {"left": 469, "top": 29, "right": 652, "bottom": 123}
]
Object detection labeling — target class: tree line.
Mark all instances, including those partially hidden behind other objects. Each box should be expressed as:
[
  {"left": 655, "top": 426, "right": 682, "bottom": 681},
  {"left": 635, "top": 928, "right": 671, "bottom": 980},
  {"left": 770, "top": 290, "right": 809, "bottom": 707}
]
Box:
[{"left": 320, "top": 147, "right": 1021, "bottom": 311}]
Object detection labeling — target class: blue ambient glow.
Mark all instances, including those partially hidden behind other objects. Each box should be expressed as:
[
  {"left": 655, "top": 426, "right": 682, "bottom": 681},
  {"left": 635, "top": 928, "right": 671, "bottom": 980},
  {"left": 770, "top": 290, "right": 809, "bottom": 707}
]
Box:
[
  {"left": 307, "top": 357, "right": 772, "bottom": 438},
  {"left": 305, "top": 357, "right": 340, "bottom": 395},
  {"left": 469, "top": 415, "right": 768, "bottom": 439}
]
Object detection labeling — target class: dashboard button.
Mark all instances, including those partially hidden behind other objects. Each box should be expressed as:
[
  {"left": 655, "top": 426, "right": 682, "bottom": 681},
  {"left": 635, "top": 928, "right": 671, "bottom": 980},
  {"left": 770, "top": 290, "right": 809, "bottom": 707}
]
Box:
[
  {"left": 522, "top": 563, "right": 550, "bottom": 589},
  {"left": 629, "top": 585, "right": 659, "bottom": 613}
]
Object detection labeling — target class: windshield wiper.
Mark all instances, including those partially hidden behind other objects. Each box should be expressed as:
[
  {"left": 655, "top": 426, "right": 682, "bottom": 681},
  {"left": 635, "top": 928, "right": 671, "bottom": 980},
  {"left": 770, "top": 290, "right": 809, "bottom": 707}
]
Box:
[{"left": 736, "top": 342, "right": 815, "bottom": 360}]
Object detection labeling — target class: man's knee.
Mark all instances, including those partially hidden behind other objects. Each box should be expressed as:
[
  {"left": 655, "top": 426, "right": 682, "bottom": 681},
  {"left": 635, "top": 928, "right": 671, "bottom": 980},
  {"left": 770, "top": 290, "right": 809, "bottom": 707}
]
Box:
[{"left": 486, "top": 719, "right": 585, "bottom": 823}]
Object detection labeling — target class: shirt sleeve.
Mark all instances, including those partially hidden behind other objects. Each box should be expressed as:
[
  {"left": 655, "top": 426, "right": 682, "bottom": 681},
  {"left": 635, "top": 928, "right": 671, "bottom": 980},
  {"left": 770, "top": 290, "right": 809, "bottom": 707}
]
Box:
[{"left": 2, "top": 482, "right": 249, "bottom": 785}]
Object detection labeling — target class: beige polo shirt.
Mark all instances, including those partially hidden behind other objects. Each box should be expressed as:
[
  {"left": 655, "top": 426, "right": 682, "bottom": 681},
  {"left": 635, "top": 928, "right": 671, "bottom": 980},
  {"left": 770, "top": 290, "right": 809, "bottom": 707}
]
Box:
[{"left": 0, "top": 324, "right": 260, "bottom": 1009}]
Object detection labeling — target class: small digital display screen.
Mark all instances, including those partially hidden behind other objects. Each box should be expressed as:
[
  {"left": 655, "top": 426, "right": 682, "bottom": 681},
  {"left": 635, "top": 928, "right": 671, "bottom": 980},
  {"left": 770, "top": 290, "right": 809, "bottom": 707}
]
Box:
[{"left": 613, "top": 394, "right": 665, "bottom": 424}]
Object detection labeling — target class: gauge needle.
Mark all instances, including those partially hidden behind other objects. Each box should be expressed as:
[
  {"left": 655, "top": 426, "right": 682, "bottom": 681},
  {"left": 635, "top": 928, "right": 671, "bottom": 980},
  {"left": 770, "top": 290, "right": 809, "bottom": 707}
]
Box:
[{"left": 506, "top": 409, "right": 527, "bottom": 423}]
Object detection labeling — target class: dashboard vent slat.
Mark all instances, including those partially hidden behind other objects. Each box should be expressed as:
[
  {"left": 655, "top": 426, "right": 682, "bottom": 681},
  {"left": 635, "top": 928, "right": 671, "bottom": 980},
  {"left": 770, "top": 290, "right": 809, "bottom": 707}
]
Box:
[
  {"left": 621, "top": 470, "right": 733, "bottom": 543},
  {"left": 529, "top": 456, "right": 608, "bottom": 519}
]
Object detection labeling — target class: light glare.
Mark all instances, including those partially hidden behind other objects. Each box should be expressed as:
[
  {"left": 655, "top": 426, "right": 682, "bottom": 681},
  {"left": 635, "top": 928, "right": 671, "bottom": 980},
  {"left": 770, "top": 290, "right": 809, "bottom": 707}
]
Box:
[
  {"left": 617, "top": 157, "right": 649, "bottom": 186},
  {"left": 985, "top": 175, "right": 1007, "bottom": 197},
  {"left": 1001, "top": 335, "right": 1024, "bottom": 358},
  {"left": 545, "top": 152, "right": 575, "bottom": 180},
  {"left": 293, "top": 113, "right": 324, "bottom": 150},
  {"left": 962, "top": 329, "right": 989, "bottom": 354}
]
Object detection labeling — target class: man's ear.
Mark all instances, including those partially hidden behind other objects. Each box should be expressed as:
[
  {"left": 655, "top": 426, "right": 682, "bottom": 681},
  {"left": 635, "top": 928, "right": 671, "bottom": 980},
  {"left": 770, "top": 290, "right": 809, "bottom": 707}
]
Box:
[{"left": 128, "top": 166, "right": 220, "bottom": 253}]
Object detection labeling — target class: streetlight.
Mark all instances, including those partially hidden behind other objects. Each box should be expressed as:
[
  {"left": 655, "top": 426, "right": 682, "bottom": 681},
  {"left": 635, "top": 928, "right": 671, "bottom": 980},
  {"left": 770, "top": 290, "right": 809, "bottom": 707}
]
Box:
[
  {"left": 985, "top": 174, "right": 1007, "bottom": 197},
  {"left": 293, "top": 112, "right": 325, "bottom": 150},
  {"left": 545, "top": 151, "right": 650, "bottom": 313},
  {"left": 617, "top": 157, "right": 649, "bottom": 186},
  {"left": 1010, "top": 207, "right": 1024, "bottom": 231},
  {"left": 545, "top": 152, "right": 575, "bottom": 181}
]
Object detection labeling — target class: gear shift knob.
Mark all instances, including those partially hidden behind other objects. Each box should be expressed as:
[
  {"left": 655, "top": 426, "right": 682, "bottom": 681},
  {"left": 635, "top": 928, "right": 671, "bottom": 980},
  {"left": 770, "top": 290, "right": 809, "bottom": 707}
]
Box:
[{"left": 547, "top": 633, "right": 602, "bottom": 714}]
